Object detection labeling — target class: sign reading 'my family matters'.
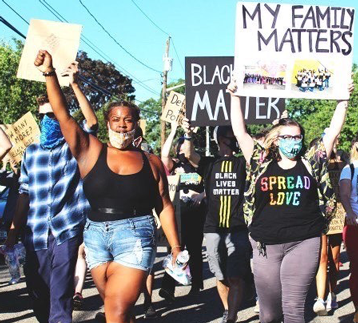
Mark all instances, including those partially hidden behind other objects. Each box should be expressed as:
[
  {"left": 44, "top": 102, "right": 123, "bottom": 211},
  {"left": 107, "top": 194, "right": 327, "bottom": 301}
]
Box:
[
  {"left": 235, "top": 3, "right": 355, "bottom": 100},
  {"left": 185, "top": 56, "right": 285, "bottom": 126}
]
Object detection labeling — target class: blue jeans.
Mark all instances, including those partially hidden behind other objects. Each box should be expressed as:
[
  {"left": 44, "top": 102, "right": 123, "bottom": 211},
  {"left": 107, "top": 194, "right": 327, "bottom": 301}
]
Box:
[
  {"left": 84, "top": 215, "right": 156, "bottom": 272},
  {"left": 24, "top": 233, "right": 81, "bottom": 323}
]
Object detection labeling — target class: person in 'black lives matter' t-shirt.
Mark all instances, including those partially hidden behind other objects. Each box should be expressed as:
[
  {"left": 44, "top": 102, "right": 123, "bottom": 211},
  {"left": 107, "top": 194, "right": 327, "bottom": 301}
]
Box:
[{"left": 182, "top": 119, "right": 251, "bottom": 323}]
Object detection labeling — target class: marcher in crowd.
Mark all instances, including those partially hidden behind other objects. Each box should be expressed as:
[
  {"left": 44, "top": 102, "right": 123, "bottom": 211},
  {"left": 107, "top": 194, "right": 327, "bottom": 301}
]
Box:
[
  {"left": 73, "top": 243, "right": 87, "bottom": 310},
  {"left": 314, "top": 136, "right": 347, "bottom": 315},
  {"left": 159, "top": 121, "right": 206, "bottom": 303},
  {"left": 183, "top": 120, "right": 251, "bottom": 323},
  {"left": 34, "top": 49, "right": 180, "bottom": 323},
  {"left": 340, "top": 134, "right": 358, "bottom": 323},
  {"left": 0, "top": 155, "right": 20, "bottom": 237},
  {"left": 228, "top": 77, "right": 354, "bottom": 323},
  {"left": 5, "top": 61, "right": 98, "bottom": 323}
]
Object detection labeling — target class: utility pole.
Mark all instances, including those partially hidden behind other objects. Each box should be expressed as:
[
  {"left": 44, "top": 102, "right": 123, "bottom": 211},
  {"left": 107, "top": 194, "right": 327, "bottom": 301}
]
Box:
[{"left": 161, "top": 36, "right": 171, "bottom": 150}]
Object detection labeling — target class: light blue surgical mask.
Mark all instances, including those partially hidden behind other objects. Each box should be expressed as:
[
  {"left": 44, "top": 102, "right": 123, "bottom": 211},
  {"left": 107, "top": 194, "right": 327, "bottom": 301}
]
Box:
[
  {"left": 278, "top": 138, "right": 302, "bottom": 159},
  {"left": 40, "top": 115, "right": 65, "bottom": 149}
]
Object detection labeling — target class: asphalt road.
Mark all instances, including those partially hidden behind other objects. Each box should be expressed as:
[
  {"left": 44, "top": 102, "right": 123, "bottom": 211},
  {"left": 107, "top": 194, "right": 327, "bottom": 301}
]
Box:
[{"left": 0, "top": 245, "right": 356, "bottom": 323}]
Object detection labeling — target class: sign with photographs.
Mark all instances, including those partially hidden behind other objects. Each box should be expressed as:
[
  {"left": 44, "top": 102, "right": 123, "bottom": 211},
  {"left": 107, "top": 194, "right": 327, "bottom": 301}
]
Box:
[
  {"left": 185, "top": 56, "right": 285, "bottom": 126},
  {"left": 234, "top": 2, "right": 355, "bottom": 100}
]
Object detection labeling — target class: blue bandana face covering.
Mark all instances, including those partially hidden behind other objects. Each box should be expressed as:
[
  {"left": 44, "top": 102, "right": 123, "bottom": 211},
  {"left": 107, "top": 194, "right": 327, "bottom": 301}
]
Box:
[
  {"left": 278, "top": 138, "right": 303, "bottom": 159},
  {"left": 40, "top": 115, "right": 65, "bottom": 149}
]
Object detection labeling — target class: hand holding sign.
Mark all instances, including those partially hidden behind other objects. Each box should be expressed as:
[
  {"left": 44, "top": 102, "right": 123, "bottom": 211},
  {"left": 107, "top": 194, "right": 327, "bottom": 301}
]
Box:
[
  {"left": 34, "top": 50, "right": 54, "bottom": 74},
  {"left": 61, "top": 61, "right": 79, "bottom": 85},
  {"left": 181, "top": 117, "right": 192, "bottom": 136},
  {"left": 227, "top": 78, "right": 238, "bottom": 95}
]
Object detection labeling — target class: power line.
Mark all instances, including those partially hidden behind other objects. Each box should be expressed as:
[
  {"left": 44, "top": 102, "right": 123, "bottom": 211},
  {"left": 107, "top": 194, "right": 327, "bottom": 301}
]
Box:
[
  {"left": 131, "top": 0, "right": 169, "bottom": 36},
  {"left": 78, "top": 0, "right": 161, "bottom": 74},
  {"left": 0, "top": 14, "right": 120, "bottom": 99},
  {"left": 171, "top": 38, "right": 185, "bottom": 75},
  {"left": 0, "top": 16, "right": 26, "bottom": 39},
  {"left": 0, "top": 14, "right": 158, "bottom": 117},
  {"left": 130, "top": 0, "right": 185, "bottom": 74},
  {"left": 37, "top": 0, "right": 160, "bottom": 96},
  {"left": 2, "top": 0, "right": 28, "bottom": 25}
]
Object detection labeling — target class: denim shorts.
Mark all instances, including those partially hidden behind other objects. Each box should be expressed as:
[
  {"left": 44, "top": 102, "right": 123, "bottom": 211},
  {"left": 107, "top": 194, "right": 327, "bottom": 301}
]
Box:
[
  {"left": 205, "top": 231, "right": 251, "bottom": 281},
  {"left": 83, "top": 215, "right": 156, "bottom": 272}
]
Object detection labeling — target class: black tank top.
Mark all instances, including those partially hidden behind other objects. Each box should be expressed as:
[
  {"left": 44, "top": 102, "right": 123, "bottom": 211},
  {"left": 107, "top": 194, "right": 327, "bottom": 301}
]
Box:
[{"left": 83, "top": 145, "right": 158, "bottom": 221}]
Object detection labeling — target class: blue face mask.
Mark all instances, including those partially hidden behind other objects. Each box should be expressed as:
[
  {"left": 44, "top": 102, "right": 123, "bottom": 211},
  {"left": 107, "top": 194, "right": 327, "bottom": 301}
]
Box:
[
  {"left": 40, "top": 115, "right": 65, "bottom": 149},
  {"left": 278, "top": 138, "right": 302, "bottom": 159}
]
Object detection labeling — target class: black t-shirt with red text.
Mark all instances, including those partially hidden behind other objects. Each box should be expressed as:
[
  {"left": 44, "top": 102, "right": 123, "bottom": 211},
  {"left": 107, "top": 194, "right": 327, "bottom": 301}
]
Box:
[
  {"left": 198, "top": 155, "right": 247, "bottom": 233},
  {"left": 250, "top": 159, "right": 325, "bottom": 244}
]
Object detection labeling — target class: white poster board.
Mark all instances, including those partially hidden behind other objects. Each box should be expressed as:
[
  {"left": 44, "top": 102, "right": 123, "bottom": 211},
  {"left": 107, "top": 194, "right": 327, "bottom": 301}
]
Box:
[
  {"left": 235, "top": 3, "right": 355, "bottom": 100},
  {"left": 17, "top": 19, "right": 82, "bottom": 86}
]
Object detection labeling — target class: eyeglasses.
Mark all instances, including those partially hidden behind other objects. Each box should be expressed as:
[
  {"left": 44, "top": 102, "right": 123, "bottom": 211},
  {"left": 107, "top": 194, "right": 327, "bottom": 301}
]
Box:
[
  {"left": 278, "top": 134, "right": 303, "bottom": 141},
  {"left": 38, "top": 112, "right": 56, "bottom": 120}
]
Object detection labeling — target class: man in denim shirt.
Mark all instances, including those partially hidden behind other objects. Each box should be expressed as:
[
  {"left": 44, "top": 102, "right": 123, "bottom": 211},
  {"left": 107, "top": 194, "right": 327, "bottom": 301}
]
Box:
[{"left": 6, "top": 63, "right": 97, "bottom": 323}]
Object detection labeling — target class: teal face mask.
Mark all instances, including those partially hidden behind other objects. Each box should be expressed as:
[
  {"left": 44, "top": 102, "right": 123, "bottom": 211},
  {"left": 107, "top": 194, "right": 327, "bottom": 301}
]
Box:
[{"left": 278, "top": 138, "right": 302, "bottom": 159}]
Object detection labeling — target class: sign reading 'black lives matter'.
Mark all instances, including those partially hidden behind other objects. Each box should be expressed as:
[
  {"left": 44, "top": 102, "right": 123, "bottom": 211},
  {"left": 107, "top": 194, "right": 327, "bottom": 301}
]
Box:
[
  {"left": 235, "top": 3, "right": 355, "bottom": 100},
  {"left": 185, "top": 56, "right": 285, "bottom": 126}
]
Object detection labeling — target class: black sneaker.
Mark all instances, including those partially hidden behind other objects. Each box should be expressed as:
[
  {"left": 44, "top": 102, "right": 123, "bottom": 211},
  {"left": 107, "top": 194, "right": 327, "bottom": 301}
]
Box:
[
  {"left": 95, "top": 312, "right": 106, "bottom": 323},
  {"left": 158, "top": 288, "right": 175, "bottom": 304},
  {"left": 73, "top": 292, "right": 84, "bottom": 310},
  {"left": 144, "top": 304, "right": 157, "bottom": 319},
  {"left": 221, "top": 310, "right": 228, "bottom": 323}
]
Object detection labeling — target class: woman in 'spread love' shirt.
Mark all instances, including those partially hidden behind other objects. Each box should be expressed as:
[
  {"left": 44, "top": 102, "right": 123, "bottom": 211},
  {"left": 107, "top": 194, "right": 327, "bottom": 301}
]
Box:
[{"left": 228, "top": 78, "right": 354, "bottom": 323}]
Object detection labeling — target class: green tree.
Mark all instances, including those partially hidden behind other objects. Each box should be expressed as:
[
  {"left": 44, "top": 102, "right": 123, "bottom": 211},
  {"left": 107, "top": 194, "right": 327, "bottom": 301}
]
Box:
[
  {"left": 0, "top": 40, "right": 45, "bottom": 124},
  {"left": 64, "top": 50, "right": 135, "bottom": 113}
]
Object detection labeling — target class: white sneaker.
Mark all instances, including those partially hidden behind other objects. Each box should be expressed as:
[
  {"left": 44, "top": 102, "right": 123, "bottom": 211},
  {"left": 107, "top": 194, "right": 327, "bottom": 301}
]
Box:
[
  {"left": 254, "top": 300, "right": 260, "bottom": 313},
  {"left": 313, "top": 298, "right": 328, "bottom": 316},
  {"left": 326, "top": 292, "right": 338, "bottom": 310}
]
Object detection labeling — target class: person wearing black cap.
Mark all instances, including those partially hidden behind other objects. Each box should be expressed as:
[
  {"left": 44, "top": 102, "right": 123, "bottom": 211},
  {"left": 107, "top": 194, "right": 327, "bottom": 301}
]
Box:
[{"left": 182, "top": 119, "right": 251, "bottom": 323}]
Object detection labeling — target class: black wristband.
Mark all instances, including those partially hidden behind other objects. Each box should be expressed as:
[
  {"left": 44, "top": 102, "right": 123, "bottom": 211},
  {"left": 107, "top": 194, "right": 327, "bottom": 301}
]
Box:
[{"left": 43, "top": 69, "right": 56, "bottom": 77}]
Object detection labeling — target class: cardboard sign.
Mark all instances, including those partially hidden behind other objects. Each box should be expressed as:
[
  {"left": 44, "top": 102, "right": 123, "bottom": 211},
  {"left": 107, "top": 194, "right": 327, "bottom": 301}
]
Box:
[
  {"left": 161, "top": 91, "right": 186, "bottom": 125},
  {"left": 17, "top": 19, "right": 82, "bottom": 86},
  {"left": 327, "top": 203, "right": 345, "bottom": 235},
  {"left": 1, "top": 112, "right": 40, "bottom": 164},
  {"left": 235, "top": 2, "right": 355, "bottom": 100},
  {"left": 185, "top": 56, "right": 285, "bottom": 126},
  {"left": 327, "top": 166, "right": 346, "bottom": 234},
  {"left": 155, "top": 174, "right": 181, "bottom": 246}
]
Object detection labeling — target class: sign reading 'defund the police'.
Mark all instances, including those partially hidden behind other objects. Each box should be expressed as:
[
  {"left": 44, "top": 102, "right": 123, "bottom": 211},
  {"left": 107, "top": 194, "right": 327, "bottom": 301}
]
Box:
[
  {"left": 234, "top": 3, "right": 355, "bottom": 100},
  {"left": 185, "top": 56, "right": 285, "bottom": 126}
]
